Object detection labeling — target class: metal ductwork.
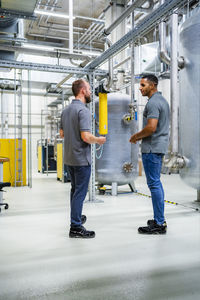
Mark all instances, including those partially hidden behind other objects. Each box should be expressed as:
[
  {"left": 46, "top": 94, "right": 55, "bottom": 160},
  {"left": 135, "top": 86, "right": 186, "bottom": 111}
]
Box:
[{"left": 0, "top": 16, "right": 18, "bottom": 60}]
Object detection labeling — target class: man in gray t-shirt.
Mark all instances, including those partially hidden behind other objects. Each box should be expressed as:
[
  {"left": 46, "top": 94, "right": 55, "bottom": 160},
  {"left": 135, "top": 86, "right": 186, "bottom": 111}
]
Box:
[
  {"left": 129, "top": 74, "right": 170, "bottom": 235},
  {"left": 60, "top": 79, "right": 106, "bottom": 239}
]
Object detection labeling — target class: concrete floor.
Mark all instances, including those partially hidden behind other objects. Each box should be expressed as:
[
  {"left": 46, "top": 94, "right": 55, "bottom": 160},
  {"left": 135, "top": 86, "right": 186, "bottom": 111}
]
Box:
[{"left": 0, "top": 173, "right": 200, "bottom": 300}]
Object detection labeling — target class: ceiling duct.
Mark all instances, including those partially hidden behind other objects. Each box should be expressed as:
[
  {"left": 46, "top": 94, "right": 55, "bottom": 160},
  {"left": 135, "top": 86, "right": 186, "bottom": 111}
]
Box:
[
  {"left": 0, "top": 16, "right": 18, "bottom": 60},
  {"left": 0, "top": 0, "right": 37, "bottom": 20}
]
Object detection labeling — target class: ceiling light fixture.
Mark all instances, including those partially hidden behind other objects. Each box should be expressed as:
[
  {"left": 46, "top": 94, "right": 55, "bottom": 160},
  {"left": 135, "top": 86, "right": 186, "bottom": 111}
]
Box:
[{"left": 35, "top": 9, "right": 75, "bottom": 19}]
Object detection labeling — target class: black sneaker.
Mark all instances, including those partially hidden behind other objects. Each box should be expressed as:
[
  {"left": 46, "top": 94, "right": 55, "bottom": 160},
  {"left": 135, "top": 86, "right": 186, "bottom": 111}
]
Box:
[
  {"left": 81, "top": 215, "right": 87, "bottom": 225},
  {"left": 138, "top": 223, "right": 166, "bottom": 234},
  {"left": 69, "top": 226, "right": 95, "bottom": 239},
  {"left": 147, "top": 219, "right": 167, "bottom": 227}
]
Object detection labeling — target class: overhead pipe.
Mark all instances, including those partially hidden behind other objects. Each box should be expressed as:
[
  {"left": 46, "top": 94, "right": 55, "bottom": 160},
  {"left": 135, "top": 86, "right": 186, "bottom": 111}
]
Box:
[
  {"left": 56, "top": 57, "right": 92, "bottom": 89},
  {"left": 77, "top": 12, "right": 105, "bottom": 45},
  {"left": 103, "top": 0, "right": 147, "bottom": 36},
  {"left": 159, "top": 0, "right": 185, "bottom": 68},
  {"left": 0, "top": 44, "right": 91, "bottom": 60},
  {"left": 79, "top": 24, "right": 105, "bottom": 45},
  {"left": 76, "top": 16, "right": 105, "bottom": 24},
  {"left": 82, "top": 25, "right": 105, "bottom": 46},
  {"left": 45, "top": 0, "right": 58, "bottom": 24},
  {"left": 104, "top": 38, "right": 113, "bottom": 90},
  {"left": 135, "top": 0, "right": 155, "bottom": 13},
  {"left": 159, "top": 19, "right": 171, "bottom": 65},
  {"left": 159, "top": 0, "right": 171, "bottom": 65},
  {"left": 37, "top": 0, "right": 51, "bottom": 28},
  {"left": 85, "top": 0, "right": 189, "bottom": 71},
  {"left": 39, "top": 24, "right": 86, "bottom": 34},
  {"left": 47, "top": 21, "right": 87, "bottom": 31}
]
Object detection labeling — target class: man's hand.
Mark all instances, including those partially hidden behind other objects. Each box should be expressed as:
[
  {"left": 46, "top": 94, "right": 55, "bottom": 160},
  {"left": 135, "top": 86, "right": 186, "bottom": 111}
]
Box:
[
  {"left": 81, "top": 131, "right": 106, "bottom": 145},
  {"left": 129, "top": 119, "right": 158, "bottom": 144},
  {"left": 97, "top": 136, "right": 106, "bottom": 145},
  {"left": 60, "top": 129, "right": 64, "bottom": 138},
  {"left": 129, "top": 134, "right": 139, "bottom": 144}
]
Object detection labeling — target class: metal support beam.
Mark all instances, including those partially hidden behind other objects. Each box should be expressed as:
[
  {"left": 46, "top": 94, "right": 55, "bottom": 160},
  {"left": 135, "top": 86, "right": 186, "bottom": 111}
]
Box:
[
  {"left": 69, "top": 0, "right": 73, "bottom": 53},
  {"left": 27, "top": 70, "right": 32, "bottom": 188},
  {"left": 0, "top": 60, "right": 107, "bottom": 76},
  {"left": 88, "top": 72, "right": 96, "bottom": 202},
  {"left": 85, "top": 0, "right": 189, "bottom": 70}
]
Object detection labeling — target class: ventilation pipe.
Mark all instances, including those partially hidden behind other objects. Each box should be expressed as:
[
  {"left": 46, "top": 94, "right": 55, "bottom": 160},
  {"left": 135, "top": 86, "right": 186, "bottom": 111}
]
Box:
[
  {"left": 170, "top": 13, "right": 179, "bottom": 154},
  {"left": 104, "top": 38, "right": 113, "bottom": 91},
  {"left": 103, "top": 0, "right": 147, "bottom": 36},
  {"left": 163, "top": 13, "right": 186, "bottom": 172}
]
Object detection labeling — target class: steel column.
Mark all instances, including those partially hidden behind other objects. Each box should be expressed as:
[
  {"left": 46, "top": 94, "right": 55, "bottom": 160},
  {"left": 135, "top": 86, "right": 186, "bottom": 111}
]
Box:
[
  {"left": 69, "top": 0, "right": 73, "bottom": 53},
  {"left": 27, "top": 70, "right": 32, "bottom": 188},
  {"left": 88, "top": 72, "right": 96, "bottom": 202}
]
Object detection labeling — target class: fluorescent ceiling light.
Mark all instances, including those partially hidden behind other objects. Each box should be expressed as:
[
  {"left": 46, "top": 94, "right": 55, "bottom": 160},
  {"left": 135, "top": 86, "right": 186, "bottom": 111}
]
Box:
[
  {"left": 35, "top": 9, "right": 75, "bottom": 19},
  {"left": 22, "top": 43, "right": 55, "bottom": 52}
]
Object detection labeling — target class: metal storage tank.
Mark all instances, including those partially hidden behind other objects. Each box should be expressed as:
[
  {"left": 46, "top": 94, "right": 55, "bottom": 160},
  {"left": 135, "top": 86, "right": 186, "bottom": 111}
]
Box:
[
  {"left": 95, "top": 93, "right": 138, "bottom": 192},
  {"left": 179, "top": 9, "right": 200, "bottom": 191}
]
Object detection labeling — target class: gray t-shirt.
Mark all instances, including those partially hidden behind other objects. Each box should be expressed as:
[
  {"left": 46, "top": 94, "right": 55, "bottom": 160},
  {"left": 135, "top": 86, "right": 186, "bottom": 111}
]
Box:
[
  {"left": 60, "top": 99, "right": 91, "bottom": 166},
  {"left": 141, "top": 91, "right": 170, "bottom": 154}
]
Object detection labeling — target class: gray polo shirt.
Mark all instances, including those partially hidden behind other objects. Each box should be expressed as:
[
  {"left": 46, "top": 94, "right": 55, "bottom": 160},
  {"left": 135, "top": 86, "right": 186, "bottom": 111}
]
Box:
[
  {"left": 60, "top": 99, "right": 91, "bottom": 166},
  {"left": 141, "top": 91, "right": 170, "bottom": 154}
]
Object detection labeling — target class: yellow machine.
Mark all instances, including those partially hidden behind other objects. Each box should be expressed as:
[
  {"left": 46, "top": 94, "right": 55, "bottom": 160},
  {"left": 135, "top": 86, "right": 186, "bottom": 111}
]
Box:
[
  {"left": 38, "top": 145, "right": 42, "bottom": 172},
  {"left": 0, "top": 139, "right": 26, "bottom": 186},
  {"left": 57, "top": 142, "right": 63, "bottom": 181}
]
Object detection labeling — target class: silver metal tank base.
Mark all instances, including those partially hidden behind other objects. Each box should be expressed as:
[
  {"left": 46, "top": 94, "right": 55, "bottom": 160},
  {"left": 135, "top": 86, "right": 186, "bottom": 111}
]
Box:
[
  {"left": 197, "top": 190, "right": 200, "bottom": 202},
  {"left": 112, "top": 182, "right": 117, "bottom": 196}
]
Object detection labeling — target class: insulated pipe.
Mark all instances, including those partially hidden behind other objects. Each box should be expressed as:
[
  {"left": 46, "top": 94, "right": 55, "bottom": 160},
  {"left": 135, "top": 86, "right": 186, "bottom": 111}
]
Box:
[
  {"left": 104, "top": 0, "right": 147, "bottom": 36},
  {"left": 159, "top": 0, "right": 171, "bottom": 65},
  {"left": 104, "top": 38, "right": 113, "bottom": 90},
  {"left": 159, "top": 20, "right": 171, "bottom": 65},
  {"left": 0, "top": 44, "right": 90, "bottom": 60},
  {"left": 170, "top": 13, "right": 179, "bottom": 154}
]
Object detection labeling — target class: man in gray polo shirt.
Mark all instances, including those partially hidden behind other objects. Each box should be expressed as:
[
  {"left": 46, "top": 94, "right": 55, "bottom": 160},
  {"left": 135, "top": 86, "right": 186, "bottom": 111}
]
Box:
[
  {"left": 129, "top": 74, "right": 170, "bottom": 234},
  {"left": 60, "top": 79, "right": 106, "bottom": 238}
]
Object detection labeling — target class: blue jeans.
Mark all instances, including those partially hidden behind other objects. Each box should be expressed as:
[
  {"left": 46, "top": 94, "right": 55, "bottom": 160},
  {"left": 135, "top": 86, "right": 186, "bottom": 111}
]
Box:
[
  {"left": 142, "top": 153, "right": 165, "bottom": 225},
  {"left": 67, "top": 165, "right": 91, "bottom": 227}
]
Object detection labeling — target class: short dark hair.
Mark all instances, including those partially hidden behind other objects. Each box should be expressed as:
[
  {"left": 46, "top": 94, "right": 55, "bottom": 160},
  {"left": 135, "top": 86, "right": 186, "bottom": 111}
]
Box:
[
  {"left": 72, "top": 79, "right": 86, "bottom": 96},
  {"left": 141, "top": 74, "right": 158, "bottom": 86}
]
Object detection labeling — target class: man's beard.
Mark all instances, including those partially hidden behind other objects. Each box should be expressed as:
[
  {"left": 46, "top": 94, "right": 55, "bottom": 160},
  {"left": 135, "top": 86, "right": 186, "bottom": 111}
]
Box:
[{"left": 85, "top": 95, "right": 91, "bottom": 103}]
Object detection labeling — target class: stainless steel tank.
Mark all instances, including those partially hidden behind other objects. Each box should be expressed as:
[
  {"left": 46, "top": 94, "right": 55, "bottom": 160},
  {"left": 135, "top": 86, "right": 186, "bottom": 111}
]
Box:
[
  {"left": 179, "top": 9, "right": 200, "bottom": 189},
  {"left": 95, "top": 93, "right": 138, "bottom": 186}
]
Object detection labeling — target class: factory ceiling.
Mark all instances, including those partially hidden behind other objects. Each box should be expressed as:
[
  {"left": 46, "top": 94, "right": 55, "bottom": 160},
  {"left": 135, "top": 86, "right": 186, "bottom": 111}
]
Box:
[{"left": 0, "top": 0, "right": 110, "bottom": 58}]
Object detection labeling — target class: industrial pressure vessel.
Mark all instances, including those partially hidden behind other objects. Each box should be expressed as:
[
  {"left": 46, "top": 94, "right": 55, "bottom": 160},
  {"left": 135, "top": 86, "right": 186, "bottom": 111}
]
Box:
[
  {"left": 95, "top": 93, "right": 138, "bottom": 185},
  {"left": 179, "top": 9, "right": 200, "bottom": 189}
]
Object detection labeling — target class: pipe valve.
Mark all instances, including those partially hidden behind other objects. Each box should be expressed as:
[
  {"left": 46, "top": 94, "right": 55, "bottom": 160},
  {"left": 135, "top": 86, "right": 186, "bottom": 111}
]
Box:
[{"left": 123, "top": 162, "right": 133, "bottom": 173}]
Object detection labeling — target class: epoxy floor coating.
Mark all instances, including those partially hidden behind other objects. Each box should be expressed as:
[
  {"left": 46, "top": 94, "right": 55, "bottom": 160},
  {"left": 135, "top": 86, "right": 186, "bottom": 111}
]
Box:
[{"left": 0, "top": 173, "right": 200, "bottom": 300}]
